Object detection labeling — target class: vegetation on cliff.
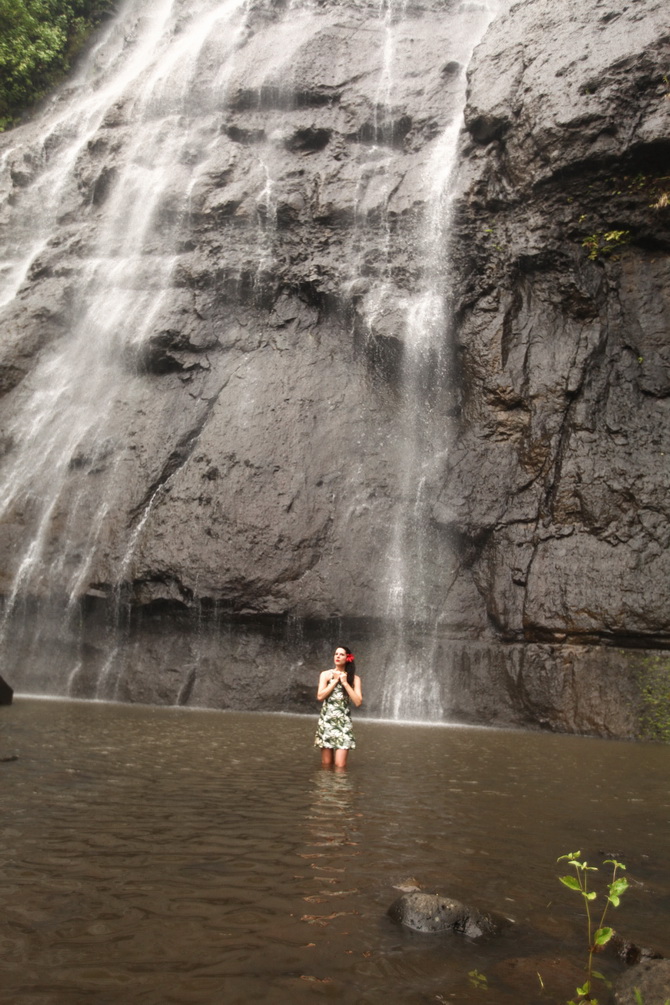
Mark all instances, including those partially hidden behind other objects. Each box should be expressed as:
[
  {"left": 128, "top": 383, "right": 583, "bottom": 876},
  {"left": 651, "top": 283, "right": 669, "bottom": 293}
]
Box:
[
  {"left": 0, "top": 0, "right": 115, "bottom": 130},
  {"left": 638, "top": 654, "right": 670, "bottom": 743}
]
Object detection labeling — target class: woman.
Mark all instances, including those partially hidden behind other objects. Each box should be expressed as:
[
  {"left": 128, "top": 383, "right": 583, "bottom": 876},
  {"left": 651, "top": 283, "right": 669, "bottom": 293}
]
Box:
[{"left": 314, "top": 646, "right": 363, "bottom": 768}]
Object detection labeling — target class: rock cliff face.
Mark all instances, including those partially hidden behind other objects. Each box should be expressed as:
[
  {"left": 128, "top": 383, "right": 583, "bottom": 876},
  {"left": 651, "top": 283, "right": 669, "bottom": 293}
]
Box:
[
  {"left": 438, "top": 0, "right": 670, "bottom": 732},
  {"left": 0, "top": 0, "right": 667, "bottom": 736},
  {"left": 0, "top": 0, "right": 490, "bottom": 620},
  {"left": 447, "top": 0, "right": 670, "bottom": 647}
]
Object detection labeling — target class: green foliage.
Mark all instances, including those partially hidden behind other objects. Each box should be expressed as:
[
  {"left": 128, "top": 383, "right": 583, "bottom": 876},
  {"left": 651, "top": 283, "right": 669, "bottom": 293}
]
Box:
[
  {"left": 481, "top": 222, "right": 506, "bottom": 253},
  {"left": 0, "top": 0, "right": 115, "bottom": 130},
  {"left": 581, "top": 229, "right": 631, "bottom": 261},
  {"left": 633, "top": 990, "right": 670, "bottom": 1005},
  {"left": 574, "top": 170, "right": 669, "bottom": 261},
  {"left": 468, "top": 969, "right": 488, "bottom": 991},
  {"left": 558, "top": 851, "right": 628, "bottom": 1004},
  {"left": 638, "top": 655, "right": 670, "bottom": 743}
]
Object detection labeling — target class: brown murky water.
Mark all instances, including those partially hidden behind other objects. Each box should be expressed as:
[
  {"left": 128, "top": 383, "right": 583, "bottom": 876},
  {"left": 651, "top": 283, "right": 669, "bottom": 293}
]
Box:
[{"left": 1, "top": 699, "right": 669, "bottom": 1004}]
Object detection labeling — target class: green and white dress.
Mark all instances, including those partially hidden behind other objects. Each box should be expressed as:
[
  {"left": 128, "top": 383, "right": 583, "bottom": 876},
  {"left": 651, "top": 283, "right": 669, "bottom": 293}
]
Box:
[{"left": 314, "top": 681, "right": 356, "bottom": 750}]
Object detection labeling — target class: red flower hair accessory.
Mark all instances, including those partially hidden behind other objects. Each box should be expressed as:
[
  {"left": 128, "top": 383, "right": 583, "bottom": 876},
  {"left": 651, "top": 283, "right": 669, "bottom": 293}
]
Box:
[{"left": 346, "top": 653, "right": 355, "bottom": 663}]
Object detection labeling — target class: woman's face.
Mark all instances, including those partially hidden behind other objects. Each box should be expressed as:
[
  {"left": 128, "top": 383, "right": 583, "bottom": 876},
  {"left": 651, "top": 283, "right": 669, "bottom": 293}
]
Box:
[{"left": 334, "top": 648, "right": 347, "bottom": 667}]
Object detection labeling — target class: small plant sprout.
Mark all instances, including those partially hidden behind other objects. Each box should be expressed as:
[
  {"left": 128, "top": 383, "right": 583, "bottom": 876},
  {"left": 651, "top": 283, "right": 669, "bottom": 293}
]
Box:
[
  {"left": 468, "top": 969, "right": 488, "bottom": 990},
  {"left": 558, "top": 851, "right": 629, "bottom": 1004},
  {"left": 633, "top": 990, "right": 670, "bottom": 1005}
]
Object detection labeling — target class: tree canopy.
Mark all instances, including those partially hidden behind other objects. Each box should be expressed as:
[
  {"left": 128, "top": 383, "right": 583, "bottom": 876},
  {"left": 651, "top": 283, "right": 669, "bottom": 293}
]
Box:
[{"left": 0, "top": 0, "right": 115, "bottom": 129}]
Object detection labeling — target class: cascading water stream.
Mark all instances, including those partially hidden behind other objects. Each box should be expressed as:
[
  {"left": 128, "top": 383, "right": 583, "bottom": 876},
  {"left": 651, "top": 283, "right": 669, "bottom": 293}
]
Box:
[
  {"left": 0, "top": 0, "right": 253, "bottom": 686},
  {"left": 360, "top": 1, "right": 500, "bottom": 719},
  {"left": 0, "top": 0, "right": 502, "bottom": 715}
]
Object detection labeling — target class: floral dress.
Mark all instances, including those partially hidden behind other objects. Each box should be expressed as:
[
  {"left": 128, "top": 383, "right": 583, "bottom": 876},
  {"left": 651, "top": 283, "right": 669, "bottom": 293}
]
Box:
[{"left": 314, "top": 681, "right": 356, "bottom": 750}]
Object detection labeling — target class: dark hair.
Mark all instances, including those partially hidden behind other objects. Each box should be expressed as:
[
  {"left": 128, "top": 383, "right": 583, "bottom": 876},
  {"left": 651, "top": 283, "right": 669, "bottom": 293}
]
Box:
[{"left": 337, "top": 645, "right": 356, "bottom": 687}]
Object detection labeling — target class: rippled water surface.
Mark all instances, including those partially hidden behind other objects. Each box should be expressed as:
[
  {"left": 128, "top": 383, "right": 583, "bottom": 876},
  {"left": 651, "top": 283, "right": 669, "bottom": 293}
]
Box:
[{"left": 1, "top": 699, "right": 669, "bottom": 1004}]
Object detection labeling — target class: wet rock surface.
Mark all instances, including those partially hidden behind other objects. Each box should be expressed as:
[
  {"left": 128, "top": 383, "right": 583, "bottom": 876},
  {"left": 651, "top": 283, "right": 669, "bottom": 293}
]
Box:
[
  {"left": 0, "top": 675, "right": 13, "bottom": 705},
  {"left": 0, "top": 0, "right": 478, "bottom": 621},
  {"left": 388, "top": 891, "right": 510, "bottom": 938},
  {"left": 609, "top": 934, "right": 664, "bottom": 967},
  {"left": 0, "top": 0, "right": 668, "bottom": 733},
  {"left": 445, "top": 0, "right": 670, "bottom": 660},
  {"left": 613, "top": 959, "right": 670, "bottom": 1004},
  {"left": 0, "top": 608, "right": 650, "bottom": 736}
]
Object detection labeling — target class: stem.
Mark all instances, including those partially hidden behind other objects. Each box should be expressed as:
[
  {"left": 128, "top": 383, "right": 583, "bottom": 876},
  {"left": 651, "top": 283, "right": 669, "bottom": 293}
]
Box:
[
  {"left": 584, "top": 871, "right": 593, "bottom": 995},
  {"left": 586, "top": 862, "right": 618, "bottom": 1000},
  {"left": 597, "top": 862, "right": 617, "bottom": 933}
]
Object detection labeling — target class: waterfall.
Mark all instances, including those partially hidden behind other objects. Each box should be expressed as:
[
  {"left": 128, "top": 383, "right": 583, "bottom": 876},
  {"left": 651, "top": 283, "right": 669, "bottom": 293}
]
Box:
[
  {"left": 0, "top": 0, "right": 500, "bottom": 715},
  {"left": 357, "top": 1, "right": 500, "bottom": 720},
  {"left": 0, "top": 0, "right": 254, "bottom": 693}
]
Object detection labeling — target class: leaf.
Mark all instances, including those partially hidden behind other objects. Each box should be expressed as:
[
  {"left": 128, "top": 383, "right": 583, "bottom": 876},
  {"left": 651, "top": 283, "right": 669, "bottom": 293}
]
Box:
[
  {"left": 610, "top": 878, "right": 629, "bottom": 897},
  {"left": 467, "top": 968, "right": 488, "bottom": 990},
  {"left": 603, "top": 859, "right": 627, "bottom": 871},
  {"left": 594, "top": 927, "right": 613, "bottom": 946},
  {"left": 558, "top": 851, "right": 581, "bottom": 862},
  {"left": 592, "top": 970, "right": 609, "bottom": 982},
  {"left": 560, "top": 875, "right": 581, "bottom": 890},
  {"left": 577, "top": 981, "right": 591, "bottom": 995},
  {"left": 633, "top": 990, "right": 644, "bottom": 1005},
  {"left": 584, "top": 891, "right": 597, "bottom": 901},
  {"left": 608, "top": 894, "right": 620, "bottom": 907}
]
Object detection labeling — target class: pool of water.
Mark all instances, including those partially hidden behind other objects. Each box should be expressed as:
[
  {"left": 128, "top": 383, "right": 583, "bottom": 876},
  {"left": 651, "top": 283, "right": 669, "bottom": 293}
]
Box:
[{"left": 1, "top": 699, "right": 669, "bottom": 1004}]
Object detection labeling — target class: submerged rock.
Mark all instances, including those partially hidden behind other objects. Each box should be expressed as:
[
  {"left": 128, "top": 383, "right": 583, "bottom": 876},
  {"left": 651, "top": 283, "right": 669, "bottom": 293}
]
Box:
[
  {"left": 613, "top": 959, "right": 670, "bottom": 1004},
  {"left": 609, "top": 934, "right": 663, "bottom": 967},
  {"left": 388, "top": 891, "right": 510, "bottom": 938}
]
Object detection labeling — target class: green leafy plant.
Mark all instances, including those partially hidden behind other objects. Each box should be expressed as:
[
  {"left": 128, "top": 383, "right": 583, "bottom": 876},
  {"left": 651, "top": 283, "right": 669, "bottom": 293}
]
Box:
[
  {"left": 581, "top": 230, "right": 631, "bottom": 261},
  {"left": 0, "top": 0, "right": 116, "bottom": 130},
  {"left": 638, "top": 655, "right": 670, "bottom": 742},
  {"left": 558, "top": 851, "right": 628, "bottom": 1004},
  {"left": 468, "top": 969, "right": 488, "bottom": 991}
]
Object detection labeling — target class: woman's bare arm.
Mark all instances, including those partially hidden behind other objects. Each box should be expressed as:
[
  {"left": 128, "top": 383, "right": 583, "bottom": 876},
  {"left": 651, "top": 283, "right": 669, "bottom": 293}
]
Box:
[{"left": 341, "top": 674, "right": 362, "bottom": 708}]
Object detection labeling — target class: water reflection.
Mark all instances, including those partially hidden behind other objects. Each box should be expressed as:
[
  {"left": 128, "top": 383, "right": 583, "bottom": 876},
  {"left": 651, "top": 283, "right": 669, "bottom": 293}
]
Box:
[
  {"left": 1, "top": 699, "right": 669, "bottom": 1004},
  {"left": 299, "top": 772, "right": 361, "bottom": 943}
]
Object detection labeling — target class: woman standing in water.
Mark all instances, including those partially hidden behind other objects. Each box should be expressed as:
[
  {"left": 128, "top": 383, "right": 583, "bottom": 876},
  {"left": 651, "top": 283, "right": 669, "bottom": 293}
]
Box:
[{"left": 314, "top": 646, "right": 363, "bottom": 768}]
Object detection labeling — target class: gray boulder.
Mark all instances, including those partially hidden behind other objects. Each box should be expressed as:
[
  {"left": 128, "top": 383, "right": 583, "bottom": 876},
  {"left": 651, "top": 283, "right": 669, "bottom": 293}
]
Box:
[
  {"left": 614, "top": 959, "right": 670, "bottom": 1004},
  {"left": 610, "top": 934, "right": 663, "bottom": 967},
  {"left": 388, "top": 891, "right": 510, "bottom": 938}
]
